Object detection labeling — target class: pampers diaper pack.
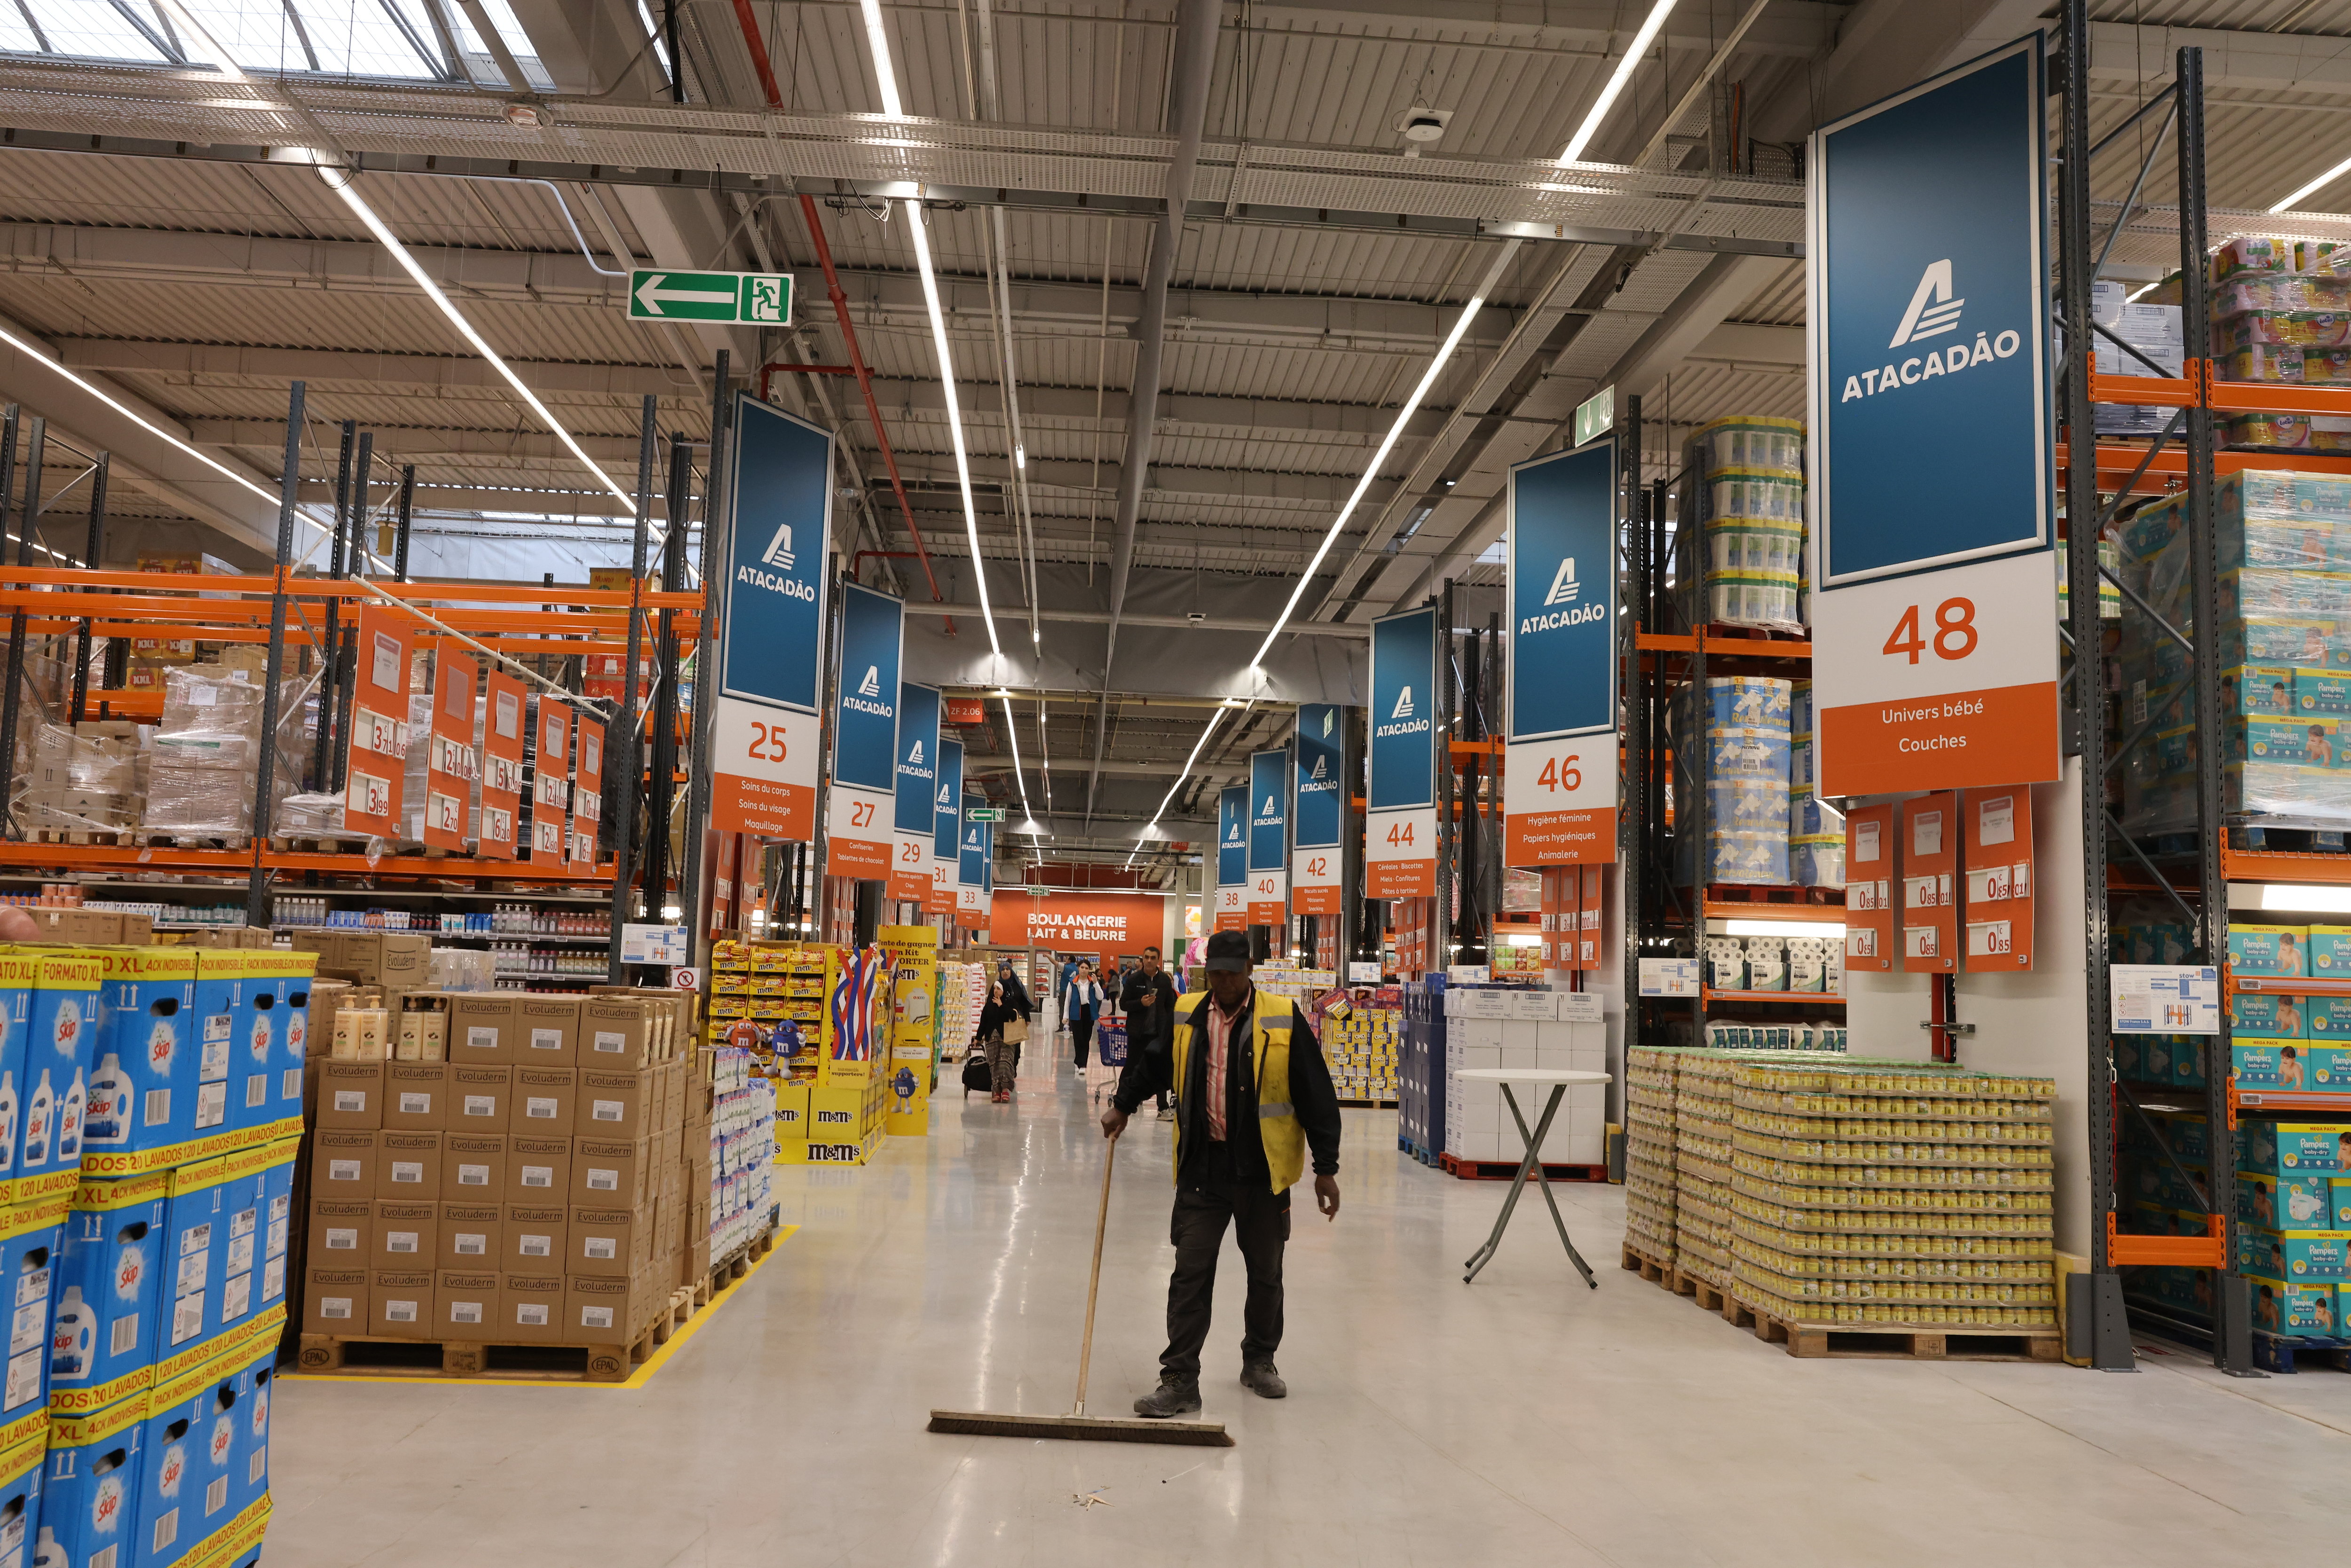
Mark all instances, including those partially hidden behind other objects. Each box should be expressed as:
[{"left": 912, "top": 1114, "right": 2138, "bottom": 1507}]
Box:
[{"left": 2231, "top": 925, "right": 2311, "bottom": 977}]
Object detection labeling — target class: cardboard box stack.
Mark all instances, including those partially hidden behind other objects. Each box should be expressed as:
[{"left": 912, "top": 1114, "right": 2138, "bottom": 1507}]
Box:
[
  {"left": 21, "top": 720, "right": 146, "bottom": 840},
  {"left": 7, "top": 939, "right": 317, "bottom": 1568},
  {"left": 2116, "top": 469, "right": 2351, "bottom": 836},
  {"left": 1677, "top": 414, "right": 1807, "bottom": 632},
  {"left": 1323, "top": 990, "right": 1399, "bottom": 1103},
  {"left": 302, "top": 989, "right": 712, "bottom": 1354},
  {"left": 1728, "top": 1056, "right": 2059, "bottom": 1328},
  {"left": 1621, "top": 1047, "right": 1679, "bottom": 1269},
  {"left": 1439, "top": 985, "right": 1606, "bottom": 1166},
  {"left": 1675, "top": 675, "right": 1795, "bottom": 885},
  {"left": 143, "top": 665, "right": 298, "bottom": 840}
]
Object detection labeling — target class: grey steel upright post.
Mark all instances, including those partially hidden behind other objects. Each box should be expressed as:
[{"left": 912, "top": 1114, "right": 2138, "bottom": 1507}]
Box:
[
  {"left": 682, "top": 350, "right": 731, "bottom": 951},
  {"left": 608, "top": 395, "right": 659, "bottom": 982},
  {"left": 246, "top": 382, "right": 306, "bottom": 925},
  {"left": 393, "top": 466, "right": 416, "bottom": 583},
  {"left": 2057, "top": 0, "right": 2130, "bottom": 1371},
  {"left": 0, "top": 418, "right": 46, "bottom": 840},
  {"left": 313, "top": 421, "right": 355, "bottom": 790},
  {"left": 1436, "top": 580, "right": 1455, "bottom": 975},
  {"left": 2173, "top": 43, "right": 2253, "bottom": 1376},
  {"left": 72, "top": 452, "right": 108, "bottom": 723}
]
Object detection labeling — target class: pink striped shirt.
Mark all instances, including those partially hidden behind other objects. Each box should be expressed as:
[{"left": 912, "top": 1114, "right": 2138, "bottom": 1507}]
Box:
[{"left": 1203, "top": 986, "right": 1250, "bottom": 1141}]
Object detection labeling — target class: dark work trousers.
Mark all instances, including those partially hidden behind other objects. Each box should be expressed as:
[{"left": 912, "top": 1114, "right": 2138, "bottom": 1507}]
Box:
[
  {"left": 1071, "top": 1015, "right": 1096, "bottom": 1067},
  {"left": 1162, "top": 1157, "right": 1291, "bottom": 1382}
]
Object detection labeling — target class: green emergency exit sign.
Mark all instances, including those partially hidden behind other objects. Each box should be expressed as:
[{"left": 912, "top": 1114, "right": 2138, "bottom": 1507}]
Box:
[
  {"left": 964, "top": 807, "right": 1004, "bottom": 822},
  {"left": 627, "top": 270, "right": 792, "bottom": 324}
]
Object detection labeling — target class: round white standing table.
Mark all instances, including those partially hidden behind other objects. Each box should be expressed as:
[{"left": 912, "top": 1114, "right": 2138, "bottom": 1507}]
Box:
[{"left": 1451, "top": 1067, "right": 1613, "bottom": 1289}]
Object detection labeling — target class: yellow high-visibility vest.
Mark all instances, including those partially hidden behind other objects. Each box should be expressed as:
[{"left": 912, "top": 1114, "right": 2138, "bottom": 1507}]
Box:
[{"left": 1167, "top": 990, "right": 1306, "bottom": 1193}]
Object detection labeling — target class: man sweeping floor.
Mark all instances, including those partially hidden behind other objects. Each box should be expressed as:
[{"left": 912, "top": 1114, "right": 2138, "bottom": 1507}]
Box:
[{"left": 1101, "top": 929, "right": 1343, "bottom": 1418}]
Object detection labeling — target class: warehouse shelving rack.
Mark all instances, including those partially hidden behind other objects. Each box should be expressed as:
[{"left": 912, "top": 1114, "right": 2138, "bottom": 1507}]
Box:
[
  {"left": 1622, "top": 395, "right": 1846, "bottom": 1052},
  {"left": 0, "top": 385, "right": 705, "bottom": 976},
  {"left": 2054, "top": 0, "right": 2351, "bottom": 1373}
]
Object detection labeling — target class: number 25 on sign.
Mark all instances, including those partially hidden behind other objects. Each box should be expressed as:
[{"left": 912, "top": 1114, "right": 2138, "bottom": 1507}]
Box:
[
  {"left": 1882, "top": 598, "right": 1978, "bottom": 665},
  {"left": 745, "top": 721, "right": 789, "bottom": 761}
]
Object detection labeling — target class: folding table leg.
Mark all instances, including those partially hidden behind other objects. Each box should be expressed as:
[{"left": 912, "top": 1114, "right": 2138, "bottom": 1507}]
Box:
[{"left": 1463, "top": 1085, "right": 1571, "bottom": 1284}]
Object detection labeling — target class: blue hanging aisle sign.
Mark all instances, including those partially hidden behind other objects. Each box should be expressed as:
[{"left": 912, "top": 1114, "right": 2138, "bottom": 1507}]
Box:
[
  {"left": 1807, "top": 32, "right": 2061, "bottom": 796},
  {"left": 1293, "top": 703, "right": 1344, "bottom": 916},
  {"left": 825, "top": 582, "right": 902, "bottom": 879},
  {"left": 1247, "top": 749, "right": 1289, "bottom": 925},
  {"left": 891, "top": 681, "right": 940, "bottom": 902},
  {"left": 1367, "top": 607, "right": 1438, "bottom": 897},
  {"left": 930, "top": 737, "right": 963, "bottom": 916},
  {"left": 1504, "top": 438, "right": 1619, "bottom": 868}
]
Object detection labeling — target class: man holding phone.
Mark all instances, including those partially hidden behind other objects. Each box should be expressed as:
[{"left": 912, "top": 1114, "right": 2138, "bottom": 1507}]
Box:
[{"left": 1121, "top": 945, "right": 1180, "bottom": 1119}]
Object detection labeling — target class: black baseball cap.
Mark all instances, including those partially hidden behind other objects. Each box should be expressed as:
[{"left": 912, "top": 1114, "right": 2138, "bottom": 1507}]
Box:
[{"left": 1203, "top": 930, "right": 1253, "bottom": 973}]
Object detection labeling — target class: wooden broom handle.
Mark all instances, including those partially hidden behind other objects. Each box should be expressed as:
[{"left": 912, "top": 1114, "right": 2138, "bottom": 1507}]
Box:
[{"left": 1070, "top": 1130, "right": 1118, "bottom": 1416}]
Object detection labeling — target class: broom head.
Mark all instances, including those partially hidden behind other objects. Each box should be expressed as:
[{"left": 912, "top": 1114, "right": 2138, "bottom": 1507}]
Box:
[{"left": 927, "top": 1408, "right": 1234, "bottom": 1446}]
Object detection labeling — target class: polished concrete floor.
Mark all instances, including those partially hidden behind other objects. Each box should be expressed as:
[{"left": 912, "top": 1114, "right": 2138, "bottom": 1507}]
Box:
[{"left": 272, "top": 1038, "right": 2351, "bottom": 1567}]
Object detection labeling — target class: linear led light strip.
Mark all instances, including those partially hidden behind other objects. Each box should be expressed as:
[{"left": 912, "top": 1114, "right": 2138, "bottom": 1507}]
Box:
[
  {"left": 1557, "top": 0, "right": 1681, "bottom": 166},
  {"left": 859, "top": 0, "right": 1003, "bottom": 666},
  {"left": 2272, "top": 153, "right": 2351, "bottom": 214},
  {"left": 153, "top": 0, "right": 634, "bottom": 521},
  {"left": 1001, "top": 693, "right": 1041, "bottom": 837},
  {"left": 1245, "top": 239, "right": 1522, "bottom": 673}
]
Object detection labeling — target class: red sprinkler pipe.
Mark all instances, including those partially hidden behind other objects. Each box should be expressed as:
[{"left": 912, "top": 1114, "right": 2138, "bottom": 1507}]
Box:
[{"left": 729, "top": 0, "right": 953, "bottom": 630}]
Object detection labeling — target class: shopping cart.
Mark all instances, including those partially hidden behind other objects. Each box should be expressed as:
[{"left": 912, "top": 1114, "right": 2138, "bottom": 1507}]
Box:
[{"left": 1084, "top": 1020, "right": 1128, "bottom": 1103}]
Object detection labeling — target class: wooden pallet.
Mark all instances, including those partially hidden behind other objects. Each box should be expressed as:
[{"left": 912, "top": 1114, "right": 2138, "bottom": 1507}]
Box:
[
  {"left": 1736, "top": 1299, "right": 2060, "bottom": 1362},
  {"left": 134, "top": 832, "right": 249, "bottom": 850},
  {"left": 1439, "top": 1152, "right": 1606, "bottom": 1182},
  {"left": 270, "top": 835, "right": 376, "bottom": 854},
  {"left": 1620, "top": 1242, "right": 1678, "bottom": 1285},
  {"left": 31, "top": 828, "right": 124, "bottom": 845}
]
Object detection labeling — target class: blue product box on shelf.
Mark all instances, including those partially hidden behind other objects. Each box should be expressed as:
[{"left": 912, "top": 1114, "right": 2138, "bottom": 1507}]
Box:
[
  {"left": 276, "top": 963, "right": 315, "bottom": 1128},
  {"left": 134, "top": 1355, "right": 243, "bottom": 1568},
  {"left": 2237, "top": 1225, "right": 2351, "bottom": 1281},
  {"left": 2296, "top": 665, "right": 2351, "bottom": 717},
  {"left": 2243, "top": 1120, "right": 2351, "bottom": 1177},
  {"left": 49, "top": 1170, "right": 170, "bottom": 1418},
  {"left": 0, "top": 956, "right": 33, "bottom": 1206},
  {"left": 2311, "top": 925, "right": 2351, "bottom": 975},
  {"left": 80, "top": 948, "right": 199, "bottom": 1177},
  {"left": 2248, "top": 1273, "right": 2340, "bottom": 1335},
  {"left": 211, "top": 1142, "right": 295, "bottom": 1339},
  {"left": 0, "top": 1433, "right": 40, "bottom": 1568},
  {"left": 159, "top": 1158, "right": 227, "bottom": 1368},
  {"left": 256, "top": 1143, "right": 294, "bottom": 1318},
  {"left": 235, "top": 1352, "right": 271, "bottom": 1518},
  {"left": 2303, "top": 996, "right": 2351, "bottom": 1036},
  {"left": 2307, "top": 1043, "right": 2351, "bottom": 1087},
  {"left": 39, "top": 1383, "right": 147, "bottom": 1568},
  {"left": 202, "top": 953, "right": 296, "bottom": 1143},
  {"left": 2231, "top": 925, "right": 2312, "bottom": 978},
  {"left": 2231, "top": 1040, "right": 2347, "bottom": 1092},
  {"left": 2233, "top": 992, "right": 2306, "bottom": 1038},
  {"left": 2222, "top": 664, "right": 2294, "bottom": 716},
  {"left": 15, "top": 954, "right": 103, "bottom": 1203},
  {"left": 2334, "top": 1177, "right": 2351, "bottom": 1228},
  {"left": 0, "top": 1194, "right": 66, "bottom": 1454},
  {"left": 2237, "top": 1170, "right": 2335, "bottom": 1229}
]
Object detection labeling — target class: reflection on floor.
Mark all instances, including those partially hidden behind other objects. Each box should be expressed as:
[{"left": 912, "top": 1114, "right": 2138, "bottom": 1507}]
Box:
[{"left": 271, "top": 1038, "right": 2351, "bottom": 1567}]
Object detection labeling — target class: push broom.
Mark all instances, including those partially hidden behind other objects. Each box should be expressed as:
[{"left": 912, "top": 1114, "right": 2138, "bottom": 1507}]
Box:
[{"left": 928, "top": 1131, "right": 1233, "bottom": 1446}]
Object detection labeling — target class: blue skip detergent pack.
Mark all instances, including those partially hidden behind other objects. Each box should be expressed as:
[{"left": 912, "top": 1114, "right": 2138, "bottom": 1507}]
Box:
[
  {"left": 13, "top": 954, "right": 102, "bottom": 1204},
  {"left": 38, "top": 1386, "right": 147, "bottom": 1568},
  {"left": 0, "top": 1193, "right": 69, "bottom": 1455},
  {"left": 48, "top": 1170, "right": 170, "bottom": 1418},
  {"left": 0, "top": 956, "right": 34, "bottom": 1207},
  {"left": 80, "top": 949, "right": 198, "bottom": 1177},
  {"left": 0, "top": 1432, "right": 42, "bottom": 1568},
  {"left": 134, "top": 1354, "right": 243, "bottom": 1568}
]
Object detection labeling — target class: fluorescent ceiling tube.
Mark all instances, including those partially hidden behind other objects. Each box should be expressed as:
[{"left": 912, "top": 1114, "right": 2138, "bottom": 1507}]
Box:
[
  {"left": 2272, "top": 152, "right": 2351, "bottom": 214},
  {"left": 2257, "top": 883, "right": 2351, "bottom": 914},
  {"left": 1246, "top": 240, "right": 1522, "bottom": 672},
  {"left": 317, "top": 167, "right": 635, "bottom": 514},
  {"left": 1557, "top": 0, "right": 1681, "bottom": 166}
]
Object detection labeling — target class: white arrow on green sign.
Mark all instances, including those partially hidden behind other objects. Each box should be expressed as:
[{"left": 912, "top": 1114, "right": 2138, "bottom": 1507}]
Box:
[
  {"left": 964, "top": 807, "right": 1004, "bottom": 822},
  {"left": 627, "top": 269, "right": 792, "bottom": 325}
]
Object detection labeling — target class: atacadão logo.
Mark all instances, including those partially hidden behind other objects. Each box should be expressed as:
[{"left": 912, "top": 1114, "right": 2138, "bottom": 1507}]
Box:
[
  {"left": 1392, "top": 686, "right": 1415, "bottom": 720},
  {"left": 762, "top": 524, "right": 796, "bottom": 570},
  {"left": 1310, "top": 755, "right": 1328, "bottom": 780},
  {"left": 857, "top": 665, "right": 881, "bottom": 698},
  {"left": 907, "top": 740, "right": 924, "bottom": 765},
  {"left": 1840, "top": 256, "right": 2020, "bottom": 403},
  {"left": 1544, "top": 557, "right": 1579, "bottom": 606},
  {"left": 739, "top": 520, "right": 817, "bottom": 601}
]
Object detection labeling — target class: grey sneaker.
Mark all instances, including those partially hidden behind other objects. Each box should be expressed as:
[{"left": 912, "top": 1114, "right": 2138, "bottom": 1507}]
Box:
[
  {"left": 1239, "top": 1362, "right": 1287, "bottom": 1399},
  {"left": 1133, "top": 1377, "right": 1202, "bottom": 1418}
]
